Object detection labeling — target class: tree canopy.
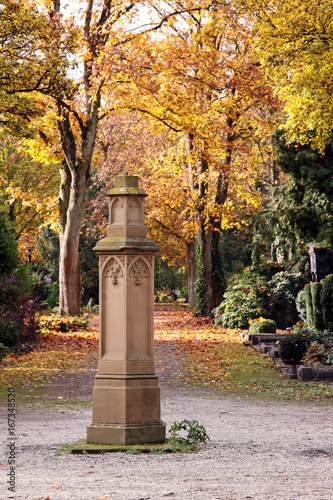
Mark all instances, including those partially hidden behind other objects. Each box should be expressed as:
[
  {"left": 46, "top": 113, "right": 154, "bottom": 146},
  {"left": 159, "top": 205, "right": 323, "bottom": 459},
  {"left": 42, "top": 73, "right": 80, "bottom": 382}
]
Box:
[
  {"left": 98, "top": 0, "right": 279, "bottom": 313},
  {"left": 250, "top": 0, "right": 333, "bottom": 150},
  {"left": 0, "top": 0, "right": 76, "bottom": 134}
]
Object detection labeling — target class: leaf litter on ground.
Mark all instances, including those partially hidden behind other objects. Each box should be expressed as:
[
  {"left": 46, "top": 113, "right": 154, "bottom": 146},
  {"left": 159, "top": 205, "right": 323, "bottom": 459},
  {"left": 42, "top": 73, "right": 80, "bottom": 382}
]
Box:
[
  {"left": 0, "top": 307, "right": 333, "bottom": 403},
  {"left": 0, "top": 313, "right": 99, "bottom": 395},
  {"left": 154, "top": 308, "right": 333, "bottom": 403}
]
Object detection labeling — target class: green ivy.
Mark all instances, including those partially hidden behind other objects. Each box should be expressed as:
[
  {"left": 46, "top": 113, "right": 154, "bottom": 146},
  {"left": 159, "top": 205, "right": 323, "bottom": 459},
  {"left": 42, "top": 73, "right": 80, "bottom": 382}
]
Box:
[
  {"left": 194, "top": 242, "right": 209, "bottom": 317},
  {"left": 311, "top": 282, "right": 324, "bottom": 330},
  {"left": 211, "top": 231, "right": 226, "bottom": 297},
  {"left": 321, "top": 274, "right": 333, "bottom": 330},
  {"left": 295, "top": 289, "right": 307, "bottom": 323}
]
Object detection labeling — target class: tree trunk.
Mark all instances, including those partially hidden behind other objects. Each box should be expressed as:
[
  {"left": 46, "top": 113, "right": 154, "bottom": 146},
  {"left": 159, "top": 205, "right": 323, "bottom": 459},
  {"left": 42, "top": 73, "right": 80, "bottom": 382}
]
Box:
[
  {"left": 50, "top": 0, "right": 108, "bottom": 315},
  {"left": 56, "top": 100, "right": 97, "bottom": 315},
  {"left": 58, "top": 175, "right": 86, "bottom": 315},
  {"left": 186, "top": 131, "right": 231, "bottom": 316},
  {"left": 187, "top": 239, "right": 196, "bottom": 310},
  {"left": 195, "top": 221, "right": 214, "bottom": 316}
]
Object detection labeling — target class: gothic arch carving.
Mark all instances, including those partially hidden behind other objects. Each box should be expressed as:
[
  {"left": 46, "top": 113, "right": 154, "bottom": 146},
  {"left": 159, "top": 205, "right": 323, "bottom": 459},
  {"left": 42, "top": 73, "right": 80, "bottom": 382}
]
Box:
[
  {"left": 128, "top": 257, "right": 150, "bottom": 285},
  {"left": 103, "top": 256, "right": 124, "bottom": 285},
  {"left": 110, "top": 197, "right": 124, "bottom": 225}
]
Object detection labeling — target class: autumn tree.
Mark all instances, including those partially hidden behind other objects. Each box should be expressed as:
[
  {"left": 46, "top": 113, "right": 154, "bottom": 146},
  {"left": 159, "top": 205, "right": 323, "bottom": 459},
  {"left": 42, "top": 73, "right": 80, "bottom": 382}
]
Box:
[
  {"left": 99, "top": 0, "right": 279, "bottom": 314},
  {"left": 2, "top": 0, "right": 278, "bottom": 316},
  {"left": 0, "top": 132, "right": 59, "bottom": 257},
  {"left": 24, "top": 0, "right": 161, "bottom": 315},
  {"left": 47, "top": 0, "right": 202, "bottom": 315},
  {"left": 2, "top": 0, "right": 192, "bottom": 314},
  {"left": 85, "top": 111, "right": 188, "bottom": 262},
  {"left": 0, "top": 0, "right": 76, "bottom": 134},
  {"left": 246, "top": 0, "right": 333, "bottom": 150}
]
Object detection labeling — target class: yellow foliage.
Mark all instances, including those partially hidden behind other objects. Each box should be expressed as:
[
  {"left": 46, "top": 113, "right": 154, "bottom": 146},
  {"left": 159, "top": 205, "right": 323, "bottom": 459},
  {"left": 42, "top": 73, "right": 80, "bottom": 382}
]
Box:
[{"left": 251, "top": 0, "right": 333, "bottom": 150}]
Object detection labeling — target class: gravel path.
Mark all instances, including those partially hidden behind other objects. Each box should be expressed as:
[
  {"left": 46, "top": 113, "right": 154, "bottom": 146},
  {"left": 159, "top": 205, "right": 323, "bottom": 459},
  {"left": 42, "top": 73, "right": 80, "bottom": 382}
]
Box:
[{"left": 1, "top": 340, "right": 333, "bottom": 499}]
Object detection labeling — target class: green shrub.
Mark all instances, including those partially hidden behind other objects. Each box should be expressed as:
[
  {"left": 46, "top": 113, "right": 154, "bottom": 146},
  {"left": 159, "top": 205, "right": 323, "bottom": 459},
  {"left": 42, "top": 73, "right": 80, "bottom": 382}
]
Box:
[
  {"left": 213, "top": 270, "right": 267, "bottom": 328},
  {"left": 249, "top": 319, "right": 277, "bottom": 334},
  {"left": 168, "top": 420, "right": 209, "bottom": 446},
  {"left": 321, "top": 274, "right": 333, "bottom": 330},
  {"left": 0, "top": 318, "right": 19, "bottom": 348},
  {"left": 311, "top": 282, "right": 324, "bottom": 330},
  {"left": 278, "top": 333, "right": 313, "bottom": 364},
  {"left": 214, "top": 263, "right": 307, "bottom": 329}
]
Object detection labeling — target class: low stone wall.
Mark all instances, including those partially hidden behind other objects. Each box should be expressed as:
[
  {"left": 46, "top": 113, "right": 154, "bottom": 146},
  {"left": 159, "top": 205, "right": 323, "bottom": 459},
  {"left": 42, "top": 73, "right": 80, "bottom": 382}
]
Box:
[
  {"left": 248, "top": 334, "right": 333, "bottom": 382},
  {"left": 297, "top": 365, "right": 333, "bottom": 382}
]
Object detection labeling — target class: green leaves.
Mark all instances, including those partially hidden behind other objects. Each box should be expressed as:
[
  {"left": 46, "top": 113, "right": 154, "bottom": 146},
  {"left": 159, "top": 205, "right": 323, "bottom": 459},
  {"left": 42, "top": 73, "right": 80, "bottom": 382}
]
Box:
[{"left": 168, "top": 419, "right": 209, "bottom": 446}]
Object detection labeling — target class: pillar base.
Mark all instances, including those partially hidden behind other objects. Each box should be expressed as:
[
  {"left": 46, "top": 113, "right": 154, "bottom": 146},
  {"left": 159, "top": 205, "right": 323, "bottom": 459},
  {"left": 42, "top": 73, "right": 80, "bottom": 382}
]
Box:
[{"left": 87, "top": 421, "right": 166, "bottom": 445}]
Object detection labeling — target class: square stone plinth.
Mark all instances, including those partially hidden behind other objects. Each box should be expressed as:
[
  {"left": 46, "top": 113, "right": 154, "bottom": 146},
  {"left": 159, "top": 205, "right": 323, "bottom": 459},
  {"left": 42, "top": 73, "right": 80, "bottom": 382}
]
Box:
[
  {"left": 91, "top": 374, "right": 162, "bottom": 425},
  {"left": 87, "top": 422, "right": 166, "bottom": 445}
]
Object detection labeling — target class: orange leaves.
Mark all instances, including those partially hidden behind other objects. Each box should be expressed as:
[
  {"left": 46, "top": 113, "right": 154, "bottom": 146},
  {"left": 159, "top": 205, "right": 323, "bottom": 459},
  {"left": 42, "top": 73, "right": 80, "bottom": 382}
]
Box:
[
  {"left": 154, "top": 307, "right": 243, "bottom": 388},
  {"left": 0, "top": 313, "right": 99, "bottom": 392},
  {"left": 37, "top": 314, "right": 98, "bottom": 353}
]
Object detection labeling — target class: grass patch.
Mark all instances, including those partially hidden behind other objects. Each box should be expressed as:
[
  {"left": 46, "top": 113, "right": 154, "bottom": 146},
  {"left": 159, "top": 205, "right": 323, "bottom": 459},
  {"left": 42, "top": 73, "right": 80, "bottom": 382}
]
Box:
[
  {"left": 70, "top": 439, "right": 204, "bottom": 455},
  {"left": 184, "top": 341, "right": 333, "bottom": 402},
  {"left": 0, "top": 350, "right": 98, "bottom": 401}
]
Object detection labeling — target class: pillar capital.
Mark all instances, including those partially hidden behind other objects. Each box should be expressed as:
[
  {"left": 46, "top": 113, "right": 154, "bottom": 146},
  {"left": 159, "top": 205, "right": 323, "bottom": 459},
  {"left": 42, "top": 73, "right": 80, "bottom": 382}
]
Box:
[{"left": 93, "top": 175, "right": 159, "bottom": 254}]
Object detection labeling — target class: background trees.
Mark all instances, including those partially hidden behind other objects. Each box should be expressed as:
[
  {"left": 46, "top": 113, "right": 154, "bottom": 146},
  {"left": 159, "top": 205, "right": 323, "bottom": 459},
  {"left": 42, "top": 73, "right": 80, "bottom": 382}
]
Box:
[
  {"left": 0, "top": 132, "right": 59, "bottom": 255},
  {"left": 2, "top": 0, "right": 332, "bottom": 321},
  {"left": 100, "top": 0, "right": 279, "bottom": 314},
  {"left": 251, "top": 128, "right": 333, "bottom": 261},
  {"left": 0, "top": 0, "right": 76, "bottom": 134}
]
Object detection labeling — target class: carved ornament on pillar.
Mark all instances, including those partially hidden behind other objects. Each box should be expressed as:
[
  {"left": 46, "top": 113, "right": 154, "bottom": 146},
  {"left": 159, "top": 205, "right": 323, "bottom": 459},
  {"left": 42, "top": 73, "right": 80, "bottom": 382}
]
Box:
[
  {"left": 129, "top": 257, "right": 149, "bottom": 285},
  {"left": 104, "top": 257, "right": 124, "bottom": 285}
]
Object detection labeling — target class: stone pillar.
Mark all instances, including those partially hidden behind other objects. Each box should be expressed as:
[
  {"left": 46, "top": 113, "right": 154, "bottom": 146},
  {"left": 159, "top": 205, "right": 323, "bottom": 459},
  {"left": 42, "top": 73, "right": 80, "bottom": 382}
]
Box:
[{"left": 87, "top": 175, "right": 166, "bottom": 445}]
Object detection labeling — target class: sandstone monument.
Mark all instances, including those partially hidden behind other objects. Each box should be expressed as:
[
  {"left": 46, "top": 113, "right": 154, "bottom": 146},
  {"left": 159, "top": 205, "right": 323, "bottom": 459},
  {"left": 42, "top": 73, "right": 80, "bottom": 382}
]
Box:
[{"left": 87, "top": 175, "right": 165, "bottom": 445}]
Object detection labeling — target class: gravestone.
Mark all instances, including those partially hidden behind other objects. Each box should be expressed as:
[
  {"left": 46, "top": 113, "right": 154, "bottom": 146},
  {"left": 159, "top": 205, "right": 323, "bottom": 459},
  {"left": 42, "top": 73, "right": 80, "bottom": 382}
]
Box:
[
  {"left": 308, "top": 244, "right": 327, "bottom": 282},
  {"left": 87, "top": 175, "right": 166, "bottom": 445}
]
